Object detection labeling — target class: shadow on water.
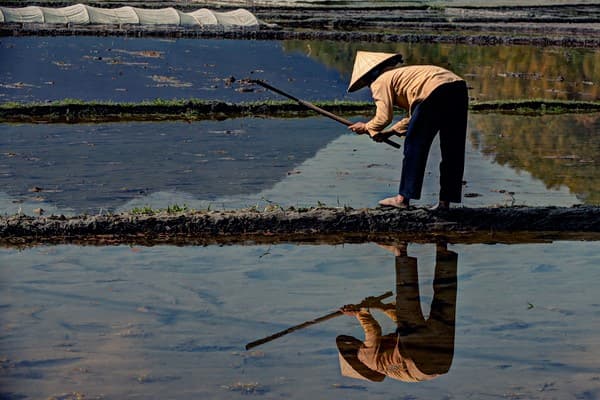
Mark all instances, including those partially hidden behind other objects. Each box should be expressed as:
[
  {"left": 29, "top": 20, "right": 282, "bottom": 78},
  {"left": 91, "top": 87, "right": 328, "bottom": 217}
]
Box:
[{"left": 0, "top": 118, "right": 341, "bottom": 213}]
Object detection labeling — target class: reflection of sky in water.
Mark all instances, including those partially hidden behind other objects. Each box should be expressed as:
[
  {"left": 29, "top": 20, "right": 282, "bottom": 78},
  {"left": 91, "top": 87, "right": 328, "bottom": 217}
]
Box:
[
  {"left": 0, "top": 113, "right": 586, "bottom": 215},
  {"left": 0, "top": 241, "right": 598, "bottom": 399}
]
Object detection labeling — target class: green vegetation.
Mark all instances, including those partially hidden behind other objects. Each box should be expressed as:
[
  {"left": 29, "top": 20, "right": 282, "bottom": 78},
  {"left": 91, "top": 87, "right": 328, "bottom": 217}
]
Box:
[{"left": 130, "top": 204, "right": 190, "bottom": 215}]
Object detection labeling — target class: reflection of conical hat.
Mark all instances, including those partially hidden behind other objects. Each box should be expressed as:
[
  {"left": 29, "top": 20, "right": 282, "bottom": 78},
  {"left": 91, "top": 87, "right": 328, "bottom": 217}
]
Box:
[
  {"left": 336, "top": 335, "right": 385, "bottom": 382},
  {"left": 347, "top": 51, "right": 403, "bottom": 92}
]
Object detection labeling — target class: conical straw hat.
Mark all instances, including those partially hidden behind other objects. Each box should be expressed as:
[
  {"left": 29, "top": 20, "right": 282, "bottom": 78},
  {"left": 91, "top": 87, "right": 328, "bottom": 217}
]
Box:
[
  {"left": 336, "top": 335, "right": 385, "bottom": 382},
  {"left": 347, "top": 51, "right": 403, "bottom": 92}
]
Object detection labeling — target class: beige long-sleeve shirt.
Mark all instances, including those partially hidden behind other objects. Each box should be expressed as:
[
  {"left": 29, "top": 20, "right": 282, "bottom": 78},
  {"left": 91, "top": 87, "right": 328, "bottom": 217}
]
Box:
[{"left": 365, "top": 65, "right": 464, "bottom": 136}]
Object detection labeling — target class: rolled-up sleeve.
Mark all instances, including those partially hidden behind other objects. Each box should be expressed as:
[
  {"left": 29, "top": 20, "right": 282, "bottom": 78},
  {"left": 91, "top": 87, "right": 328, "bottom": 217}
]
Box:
[
  {"left": 357, "top": 309, "right": 382, "bottom": 348},
  {"left": 365, "top": 80, "right": 394, "bottom": 136},
  {"left": 391, "top": 117, "right": 410, "bottom": 135}
]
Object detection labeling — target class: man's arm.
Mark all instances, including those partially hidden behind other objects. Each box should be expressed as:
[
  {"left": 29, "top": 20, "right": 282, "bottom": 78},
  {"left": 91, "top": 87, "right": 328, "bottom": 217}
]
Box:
[
  {"left": 341, "top": 306, "right": 382, "bottom": 347},
  {"left": 365, "top": 80, "right": 395, "bottom": 136}
]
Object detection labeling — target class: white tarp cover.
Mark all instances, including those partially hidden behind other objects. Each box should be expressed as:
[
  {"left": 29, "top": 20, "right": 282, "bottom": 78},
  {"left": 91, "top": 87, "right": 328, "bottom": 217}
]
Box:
[
  {"left": 40, "top": 4, "right": 89, "bottom": 24},
  {"left": 0, "top": 5, "right": 259, "bottom": 28},
  {"left": 0, "top": 6, "right": 43, "bottom": 23},
  {"left": 213, "top": 9, "right": 259, "bottom": 26},
  {"left": 187, "top": 9, "right": 220, "bottom": 26},
  {"left": 85, "top": 6, "right": 139, "bottom": 24},
  {"left": 134, "top": 7, "right": 180, "bottom": 25}
]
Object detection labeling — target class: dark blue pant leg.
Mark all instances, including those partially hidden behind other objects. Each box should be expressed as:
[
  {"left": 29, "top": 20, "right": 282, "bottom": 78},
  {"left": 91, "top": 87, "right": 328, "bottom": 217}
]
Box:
[
  {"left": 438, "top": 83, "right": 468, "bottom": 202},
  {"left": 398, "top": 102, "right": 440, "bottom": 200},
  {"left": 399, "top": 81, "right": 468, "bottom": 203}
]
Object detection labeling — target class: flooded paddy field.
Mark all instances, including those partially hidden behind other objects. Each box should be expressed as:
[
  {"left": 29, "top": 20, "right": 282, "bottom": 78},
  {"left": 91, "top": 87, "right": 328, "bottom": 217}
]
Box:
[
  {"left": 1, "top": 37, "right": 598, "bottom": 215},
  {"left": 1, "top": 240, "right": 599, "bottom": 399},
  {"left": 1, "top": 37, "right": 599, "bottom": 104},
  {"left": 1, "top": 13, "right": 599, "bottom": 400},
  {"left": 2, "top": 111, "right": 597, "bottom": 216}
]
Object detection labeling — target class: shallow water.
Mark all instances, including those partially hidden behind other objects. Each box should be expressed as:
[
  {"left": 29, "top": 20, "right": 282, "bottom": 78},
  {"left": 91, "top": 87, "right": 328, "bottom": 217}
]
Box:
[
  {"left": 1, "top": 111, "right": 596, "bottom": 215},
  {"left": 1, "top": 20, "right": 599, "bottom": 400},
  {"left": 0, "top": 118, "right": 341, "bottom": 214},
  {"left": 1, "top": 37, "right": 598, "bottom": 215},
  {"left": 1, "top": 37, "right": 599, "bottom": 103},
  {"left": 0, "top": 241, "right": 598, "bottom": 399}
]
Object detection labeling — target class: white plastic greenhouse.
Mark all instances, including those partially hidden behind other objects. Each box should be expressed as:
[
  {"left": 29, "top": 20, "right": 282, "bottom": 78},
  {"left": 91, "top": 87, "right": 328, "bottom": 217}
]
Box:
[{"left": 0, "top": 4, "right": 259, "bottom": 28}]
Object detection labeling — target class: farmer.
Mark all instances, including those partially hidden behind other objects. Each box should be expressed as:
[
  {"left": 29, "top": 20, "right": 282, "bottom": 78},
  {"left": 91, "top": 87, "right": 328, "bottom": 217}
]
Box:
[
  {"left": 347, "top": 51, "right": 469, "bottom": 210},
  {"left": 337, "top": 243, "right": 457, "bottom": 382}
]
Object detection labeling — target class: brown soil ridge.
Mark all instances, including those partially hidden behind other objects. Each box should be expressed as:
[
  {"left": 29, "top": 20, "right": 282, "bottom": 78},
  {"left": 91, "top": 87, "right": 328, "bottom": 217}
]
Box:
[
  {"left": 2, "top": 206, "right": 599, "bottom": 247},
  {"left": 1, "top": 26, "right": 598, "bottom": 48},
  {"left": 0, "top": 100, "right": 373, "bottom": 123},
  {"left": 3, "top": 100, "right": 599, "bottom": 124}
]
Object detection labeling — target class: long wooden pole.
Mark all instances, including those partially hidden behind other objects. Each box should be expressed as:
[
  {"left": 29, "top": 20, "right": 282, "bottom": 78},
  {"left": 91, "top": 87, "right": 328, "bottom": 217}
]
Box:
[
  {"left": 249, "top": 80, "right": 401, "bottom": 149},
  {"left": 245, "top": 291, "right": 394, "bottom": 350}
]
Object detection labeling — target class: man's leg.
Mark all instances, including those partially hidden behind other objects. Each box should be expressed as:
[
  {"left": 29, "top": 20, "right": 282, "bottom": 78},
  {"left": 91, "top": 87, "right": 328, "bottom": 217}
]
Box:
[
  {"left": 398, "top": 102, "right": 440, "bottom": 201},
  {"left": 438, "top": 83, "right": 468, "bottom": 204}
]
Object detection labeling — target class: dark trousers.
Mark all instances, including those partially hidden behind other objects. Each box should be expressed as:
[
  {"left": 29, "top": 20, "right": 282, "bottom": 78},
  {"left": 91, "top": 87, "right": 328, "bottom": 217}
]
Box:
[{"left": 398, "top": 81, "right": 468, "bottom": 203}]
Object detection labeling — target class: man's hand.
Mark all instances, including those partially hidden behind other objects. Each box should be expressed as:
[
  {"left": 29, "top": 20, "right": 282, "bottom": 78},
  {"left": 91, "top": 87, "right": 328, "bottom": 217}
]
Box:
[
  {"left": 348, "top": 122, "right": 369, "bottom": 135},
  {"left": 361, "top": 296, "right": 396, "bottom": 310},
  {"left": 340, "top": 304, "right": 362, "bottom": 316},
  {"left": 371, "top": 129, "right": 398, "bottom": 142}
]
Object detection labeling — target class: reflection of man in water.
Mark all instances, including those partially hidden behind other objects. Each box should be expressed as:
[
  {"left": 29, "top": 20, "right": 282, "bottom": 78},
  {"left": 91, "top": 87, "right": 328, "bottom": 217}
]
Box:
[{"left": 337, "top": 243, "right": 457, "bottom": 382}]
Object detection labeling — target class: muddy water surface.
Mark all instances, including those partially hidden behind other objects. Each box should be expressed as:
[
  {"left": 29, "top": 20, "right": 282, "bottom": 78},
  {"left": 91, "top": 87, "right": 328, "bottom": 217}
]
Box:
[{"left": 1, "top": 241, "right": 598, "bottom": 399}]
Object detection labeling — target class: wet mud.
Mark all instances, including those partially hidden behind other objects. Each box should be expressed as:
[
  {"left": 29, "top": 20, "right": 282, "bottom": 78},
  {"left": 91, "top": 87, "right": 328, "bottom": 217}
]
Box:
[
  {"left": 1, "top": 205, "right": 599, "bottom": 247},
  {"left": 0, "top": 100, "right": 371, "bottom": 123}
]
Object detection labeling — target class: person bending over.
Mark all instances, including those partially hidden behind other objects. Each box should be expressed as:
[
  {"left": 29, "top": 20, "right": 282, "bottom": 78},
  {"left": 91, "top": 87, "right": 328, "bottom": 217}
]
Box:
[{"left": 347, "top": 51, "right": 469, "bottom": 210}]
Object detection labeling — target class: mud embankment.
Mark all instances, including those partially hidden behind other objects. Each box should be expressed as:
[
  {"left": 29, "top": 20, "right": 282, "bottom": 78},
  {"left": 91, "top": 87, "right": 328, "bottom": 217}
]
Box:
[
  {"left": 0, "top": 100, "right": 372, "bottom": 123},
  {"left": 2, "top": 25, "right": 598, "bottom": 48},
  {"left": 2, "top": 99, "right": 599, "bottom": 124},
  {"left": 2, "top": 206, "right": 599, "bottom": 247}
]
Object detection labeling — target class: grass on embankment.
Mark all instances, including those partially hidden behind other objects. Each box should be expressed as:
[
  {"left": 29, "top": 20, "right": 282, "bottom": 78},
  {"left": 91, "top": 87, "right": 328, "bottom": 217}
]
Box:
[{"left": 1, "top": 98, "right": 600, "bottom": 123}]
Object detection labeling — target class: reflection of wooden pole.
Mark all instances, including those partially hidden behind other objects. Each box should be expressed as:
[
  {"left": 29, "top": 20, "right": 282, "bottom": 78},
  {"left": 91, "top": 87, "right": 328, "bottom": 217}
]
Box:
[
  {"left": 249, "top": 80, "right": 402, "bottom": 149},
  {"left": 245, "top": 291, "right": 393, "bottom": 350}
]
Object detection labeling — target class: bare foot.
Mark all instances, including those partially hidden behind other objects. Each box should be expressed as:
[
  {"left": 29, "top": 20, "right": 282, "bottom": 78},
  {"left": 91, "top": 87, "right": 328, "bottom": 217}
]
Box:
[
  {"left": 377, "top": 243, "right": 407, "bottom": 256},
  {"left": 378, "top": 195, "right": 409, "bottom": 209}
]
